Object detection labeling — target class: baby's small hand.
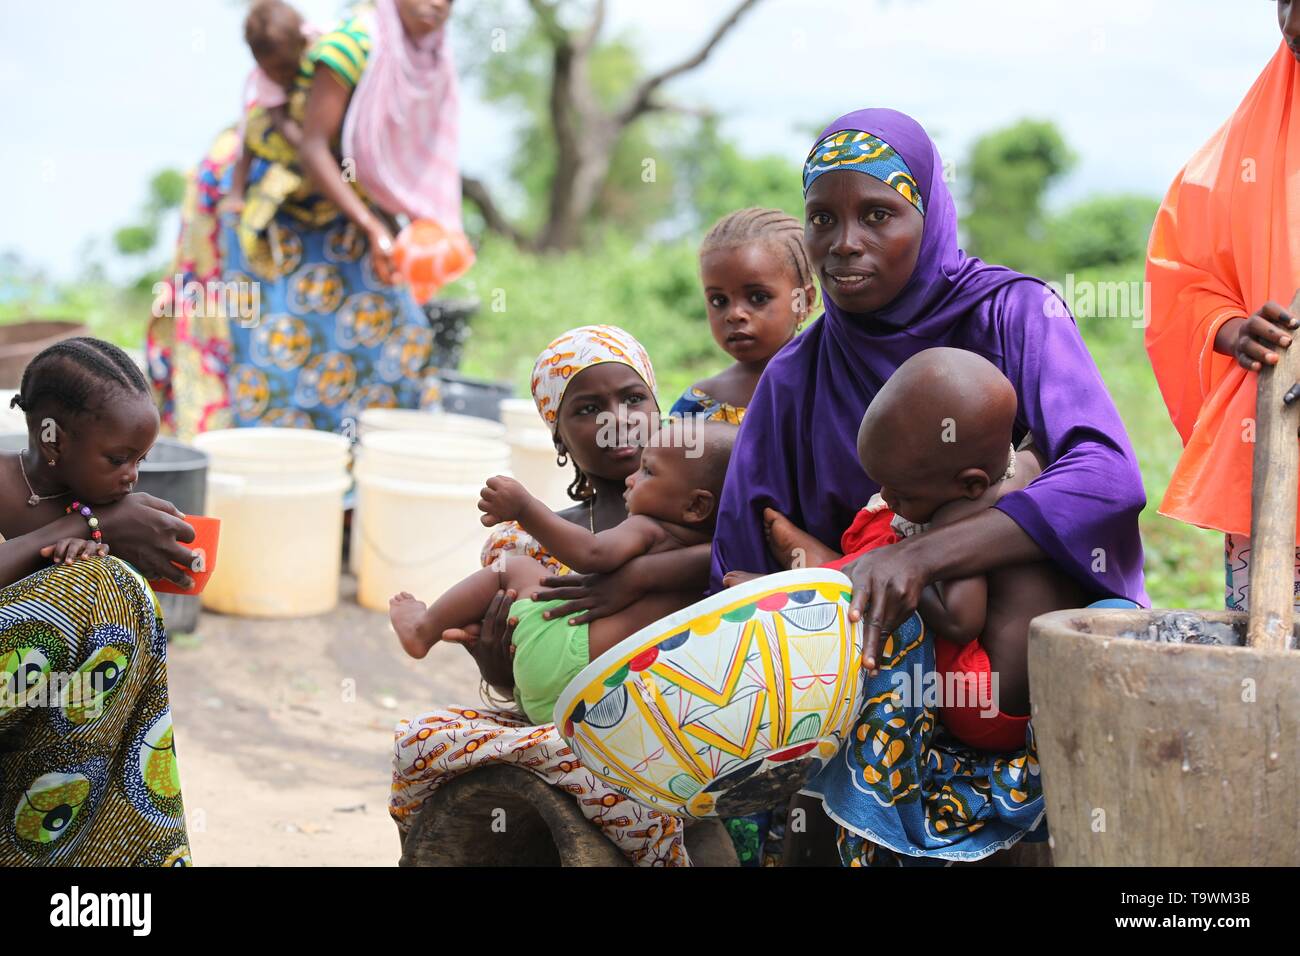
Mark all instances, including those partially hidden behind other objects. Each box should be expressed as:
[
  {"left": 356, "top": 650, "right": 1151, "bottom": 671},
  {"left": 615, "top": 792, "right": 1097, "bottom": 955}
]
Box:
[
  {"left": 40, "top": 538, "right": 110, "bottom": 566},
  {"left": 478, "top": 475, "right": 531, "bottom": 526}
]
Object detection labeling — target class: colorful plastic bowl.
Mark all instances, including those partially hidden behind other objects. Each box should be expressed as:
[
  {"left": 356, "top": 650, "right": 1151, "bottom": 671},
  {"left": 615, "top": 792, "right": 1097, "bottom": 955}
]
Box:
[{"left": 554, "top": 568, "right": 865, "bottom": 818}]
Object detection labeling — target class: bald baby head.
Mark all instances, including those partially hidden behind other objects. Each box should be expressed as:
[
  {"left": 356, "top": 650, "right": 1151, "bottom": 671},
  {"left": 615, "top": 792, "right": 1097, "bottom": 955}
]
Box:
[{"left": 858, "top": 347, "right": 1018, "bottom": 523}]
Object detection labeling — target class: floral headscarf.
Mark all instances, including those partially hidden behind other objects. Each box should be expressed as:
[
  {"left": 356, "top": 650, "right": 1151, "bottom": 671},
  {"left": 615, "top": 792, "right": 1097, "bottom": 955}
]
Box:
[{"left": 530, "top": 325, "right": 657, "bottom": 434}]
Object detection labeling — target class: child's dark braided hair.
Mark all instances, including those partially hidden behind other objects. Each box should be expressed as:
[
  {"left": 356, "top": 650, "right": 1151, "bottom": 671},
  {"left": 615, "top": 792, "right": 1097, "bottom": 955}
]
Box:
[
  {"left": 10, "top": 337, "right": 150, "bottom": 425},
  {"left": 699, "top": 207, "right": 815, "bottom": 299}
]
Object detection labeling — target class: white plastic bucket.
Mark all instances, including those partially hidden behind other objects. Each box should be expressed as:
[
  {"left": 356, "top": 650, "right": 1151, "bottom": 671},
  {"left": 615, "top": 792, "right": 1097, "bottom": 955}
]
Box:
[
  {"left": 193, "top": 428, "right": 350, "bottom": 618},
  {"left": 500, "top": 398, "right": 540, "bottom": 437},
  {"left": 499, "top": 398, "right": 572, "bottom": 511},
  {"left": 351, "top": 409, "right": 508, "bottom": 574},
  {"left": 357, "top": 408, "right": 506, "bottom": 442},
  {"left": 353, "top": 429, "right": 511, "bottom": 611}
]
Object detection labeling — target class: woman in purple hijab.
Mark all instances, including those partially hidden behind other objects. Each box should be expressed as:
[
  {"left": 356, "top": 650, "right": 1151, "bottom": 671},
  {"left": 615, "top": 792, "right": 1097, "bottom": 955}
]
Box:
[
  {"left": 712, "top": 109, "right": 1146, "bottom": 645},
  {"left": 712, "top": 109, "right": 1147, "bottom": 864}
]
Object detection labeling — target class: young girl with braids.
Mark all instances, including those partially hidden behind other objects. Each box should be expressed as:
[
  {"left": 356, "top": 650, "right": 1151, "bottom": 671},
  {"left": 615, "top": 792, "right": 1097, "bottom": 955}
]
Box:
[
  {"left": 0, "top": 337, "right": 198, "bottom": 866},
  {"left": 670, "top": 207, "right": 818, "bottom": 424},
  {"left": 5, "top": 339, "right": 169, "bottom": 568}
]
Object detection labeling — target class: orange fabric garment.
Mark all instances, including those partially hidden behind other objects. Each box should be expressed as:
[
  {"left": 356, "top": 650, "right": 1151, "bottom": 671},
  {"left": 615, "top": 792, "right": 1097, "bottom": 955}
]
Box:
[{"left": 1145, "top": 42, "right": 1300, "bottom": 536}]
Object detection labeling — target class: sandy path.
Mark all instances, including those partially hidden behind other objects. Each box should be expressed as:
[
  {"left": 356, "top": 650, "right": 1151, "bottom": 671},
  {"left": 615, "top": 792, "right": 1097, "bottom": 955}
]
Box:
[{"left": 166, "top": 576, "right": 482, "bottom": 866}]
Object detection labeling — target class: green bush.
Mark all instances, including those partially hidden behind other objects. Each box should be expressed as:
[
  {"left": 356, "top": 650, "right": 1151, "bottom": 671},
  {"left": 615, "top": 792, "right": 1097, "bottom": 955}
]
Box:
[{"left": 454, "top": 233, "right": 721, "bottom": 404}]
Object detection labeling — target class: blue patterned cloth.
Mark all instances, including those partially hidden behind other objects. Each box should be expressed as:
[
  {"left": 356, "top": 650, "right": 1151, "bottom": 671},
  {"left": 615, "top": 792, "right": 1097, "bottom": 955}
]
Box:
[
  {"left": 220, "top": 202, "right": 438, "bottom": 433},
  {"left": 803, "top": 129, "right": 925, "bottom": 215},
  {"left": 804, "top": 611, "right": 1044, "bottom": 865},
  {"left": 667, "top": 386, "right": 745, "bottom": 425}
]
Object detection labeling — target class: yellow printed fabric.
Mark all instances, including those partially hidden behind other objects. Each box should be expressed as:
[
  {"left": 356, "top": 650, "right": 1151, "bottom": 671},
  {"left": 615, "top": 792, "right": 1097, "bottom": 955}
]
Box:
[
  {"left": 308, "top": 17, "right": 373, "bottom": 91},
  {"left": 0, "top": 558, "right": 190, "bottom": 866}
]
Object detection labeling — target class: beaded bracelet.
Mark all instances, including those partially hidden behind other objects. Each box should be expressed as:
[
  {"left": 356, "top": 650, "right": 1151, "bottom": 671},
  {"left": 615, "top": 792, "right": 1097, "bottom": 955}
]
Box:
[{"left": 66, "top": 501, "right": 103, "bottom": 543}]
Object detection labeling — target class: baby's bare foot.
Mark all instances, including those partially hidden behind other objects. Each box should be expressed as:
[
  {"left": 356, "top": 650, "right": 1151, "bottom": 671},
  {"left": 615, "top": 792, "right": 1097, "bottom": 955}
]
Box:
[
  {"left": 722, "top": 570, "right": 763, "bottom": 588},
  {"left": 763, "top": 507, "right": 837, "bottom": 569},
  {"left": 390, "top": 592, "right": 436, "bottom": 659}
]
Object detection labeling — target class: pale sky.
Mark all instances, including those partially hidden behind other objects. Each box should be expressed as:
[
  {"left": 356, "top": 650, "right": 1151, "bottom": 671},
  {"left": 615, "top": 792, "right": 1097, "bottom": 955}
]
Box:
[{"left": 0, "top": 0, "right": 1281, "bottom": 280}]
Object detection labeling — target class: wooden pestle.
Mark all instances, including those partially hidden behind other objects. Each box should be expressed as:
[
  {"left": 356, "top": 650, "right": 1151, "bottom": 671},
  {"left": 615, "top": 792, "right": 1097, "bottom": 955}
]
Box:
[{"left": 1246, "top": 288, "right": 1300, "bottom": 650}]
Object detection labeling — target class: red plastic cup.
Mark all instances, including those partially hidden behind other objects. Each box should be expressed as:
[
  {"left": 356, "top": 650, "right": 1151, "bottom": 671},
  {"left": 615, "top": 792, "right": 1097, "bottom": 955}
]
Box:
[{"left": 150, "top": 514, "right": 221, "bottom": 595}]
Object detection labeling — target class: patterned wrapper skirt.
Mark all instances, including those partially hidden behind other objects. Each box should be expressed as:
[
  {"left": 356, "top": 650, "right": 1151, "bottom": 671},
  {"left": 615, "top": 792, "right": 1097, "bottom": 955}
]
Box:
[
  {"left": 804, "top": 611, "right": 1046, "bottom": 866},
  {"left": 390, "top": 705, "right": 690, "bottom": 866},
  {"left": 221, "top": 212, "right": 439, "bottom": 433},
  {"left": 0, "top": 558, "right": 189, "bottom": 866}
]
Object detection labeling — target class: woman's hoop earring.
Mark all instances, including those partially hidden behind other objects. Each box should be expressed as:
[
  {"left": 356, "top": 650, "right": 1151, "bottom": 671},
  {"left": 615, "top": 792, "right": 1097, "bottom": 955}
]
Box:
[{"left": 556, "top": 449, "right": 569, "bottom": 468}]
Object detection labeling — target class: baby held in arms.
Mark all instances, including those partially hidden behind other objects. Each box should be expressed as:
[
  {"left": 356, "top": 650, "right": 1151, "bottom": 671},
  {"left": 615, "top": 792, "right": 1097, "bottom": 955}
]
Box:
[
  {"left": 732, "top": 347, "right": 1085, "bottom": 750},
  {"left": 390, "top": 420, "right": 736, "bottom": 725}
]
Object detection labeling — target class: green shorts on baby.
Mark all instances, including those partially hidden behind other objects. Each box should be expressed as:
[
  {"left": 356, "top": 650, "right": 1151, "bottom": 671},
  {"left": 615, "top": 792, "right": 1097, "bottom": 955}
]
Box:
[{"left": 510, "top": 598, "right": 590, "bottom": 725}]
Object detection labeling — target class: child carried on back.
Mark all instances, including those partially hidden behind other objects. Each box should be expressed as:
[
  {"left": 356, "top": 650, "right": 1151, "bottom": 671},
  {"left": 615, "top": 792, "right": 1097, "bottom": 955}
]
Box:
[
  {"left": 734, "top": 347, "right": 1085, "bottom": 751},
  {"left": 391, "top": 420, "right": 735, "bottom": 725}
]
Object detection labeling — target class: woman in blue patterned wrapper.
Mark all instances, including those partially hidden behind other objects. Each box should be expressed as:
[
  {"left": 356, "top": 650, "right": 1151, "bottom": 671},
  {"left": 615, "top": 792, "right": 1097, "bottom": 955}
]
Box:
[{"left": 220, "top": 0, "right": 463, "bottom": 432}]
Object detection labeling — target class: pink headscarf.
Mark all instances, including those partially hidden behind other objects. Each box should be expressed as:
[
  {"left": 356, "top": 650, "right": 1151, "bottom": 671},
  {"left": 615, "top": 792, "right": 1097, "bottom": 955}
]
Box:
[{"left": 342, "top": 0, "right": 462, "bottom": 230}]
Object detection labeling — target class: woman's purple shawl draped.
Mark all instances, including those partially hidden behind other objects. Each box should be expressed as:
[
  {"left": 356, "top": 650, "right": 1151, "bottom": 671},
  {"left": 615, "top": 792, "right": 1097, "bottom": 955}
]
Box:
[{"left": 710, "top": 109, "right": 1148, "bottom": 604}]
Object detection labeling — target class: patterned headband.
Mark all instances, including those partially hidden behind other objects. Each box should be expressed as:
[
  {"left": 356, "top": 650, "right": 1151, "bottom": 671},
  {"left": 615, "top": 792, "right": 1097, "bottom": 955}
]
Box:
[{"left": 803, "top": 129, "right": 925, "bottom": 216}]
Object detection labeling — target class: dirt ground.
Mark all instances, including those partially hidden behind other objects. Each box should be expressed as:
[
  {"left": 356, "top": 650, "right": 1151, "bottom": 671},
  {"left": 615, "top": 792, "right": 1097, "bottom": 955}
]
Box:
[{"left": 166, "top": 575, "right": 482, "bottom": 867}]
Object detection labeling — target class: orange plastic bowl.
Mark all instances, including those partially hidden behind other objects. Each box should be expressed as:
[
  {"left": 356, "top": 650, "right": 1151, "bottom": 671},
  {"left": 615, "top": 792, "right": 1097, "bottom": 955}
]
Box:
[
  {"left": 392, "top": 219, "right": 475, "bottom": 304},
  {"left": 150, "top": 514, "right": 221, "bottom": 596}
]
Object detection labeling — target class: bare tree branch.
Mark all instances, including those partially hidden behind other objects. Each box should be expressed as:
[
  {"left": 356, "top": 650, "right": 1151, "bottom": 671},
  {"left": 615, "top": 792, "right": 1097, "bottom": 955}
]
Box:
[
  {"left": 461, "top": 175, "right": 531, "bottom": 248},
  {"left": 525, "top": 0, "right": 569, "bottom": 45},
  {"left": 644, "top": 97, "right": 717, "bottom": 121},
  {"left": 616, "top": 0, "right": 763, "bottom": 126},
  {"left": 577, "top": 0, "right": 606, "bottom": 53}
]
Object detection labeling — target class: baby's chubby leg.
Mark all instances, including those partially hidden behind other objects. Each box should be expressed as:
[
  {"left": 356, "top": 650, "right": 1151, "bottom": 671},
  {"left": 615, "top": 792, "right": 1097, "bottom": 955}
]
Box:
[
  {"left": 390, "top": 565, "right": 507, "bottom": 659},
  {"left": 390, "top": 557, "right": 551, "bottom": 659},
  {"left": 763, "top": 507, "right": 839, "bottom": 569}
]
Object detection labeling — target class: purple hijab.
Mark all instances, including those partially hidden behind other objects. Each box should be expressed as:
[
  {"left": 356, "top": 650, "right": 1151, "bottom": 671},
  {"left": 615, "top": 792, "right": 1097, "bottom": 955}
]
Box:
[{"left": 710, "top": 108, "right": 1148, "bottom": 604}]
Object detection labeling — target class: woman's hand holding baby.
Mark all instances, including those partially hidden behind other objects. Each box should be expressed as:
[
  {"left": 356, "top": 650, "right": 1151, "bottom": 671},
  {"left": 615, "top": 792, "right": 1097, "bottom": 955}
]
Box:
[
  {"left": 842, "top": 538, "right": 931, "bottom": 674},
  {"left": 444, "top": 588, "right": 517, "bottom": 694},
  {"left": 478, "top": 476, "right": 538, "bottom": 527},
  {"left": 534, "top": 567, "right": 641, "bottom": 626}
]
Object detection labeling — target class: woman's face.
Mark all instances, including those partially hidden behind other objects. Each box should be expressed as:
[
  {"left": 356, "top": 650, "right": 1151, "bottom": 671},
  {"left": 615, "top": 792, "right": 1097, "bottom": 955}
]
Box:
[
  {"left": 804, "top": 170, "right": 925, "bottom": 314},
  {"left": 554, "top": 363, "right": 659, "bottom": 484},
  {"left": 700, "top": 242, "right": 810, "bottom": 365},
  {"left": 397, "top": 0, "right": 453, "bottom": 39},
  {"left": 1281, "top": 2, "right": 1300, "bottom": 60}
]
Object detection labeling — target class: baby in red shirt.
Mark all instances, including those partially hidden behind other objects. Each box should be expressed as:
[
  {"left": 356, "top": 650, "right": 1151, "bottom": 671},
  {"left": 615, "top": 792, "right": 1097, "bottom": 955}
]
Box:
[{"left": 724, "top": 347, "right": 1086, "bottom": 751}]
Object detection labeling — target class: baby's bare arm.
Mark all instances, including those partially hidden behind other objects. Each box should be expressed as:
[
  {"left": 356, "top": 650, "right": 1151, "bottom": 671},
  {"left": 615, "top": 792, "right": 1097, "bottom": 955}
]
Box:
[{"left": 526, "top": 511, "right": 665, "bottom": 575}]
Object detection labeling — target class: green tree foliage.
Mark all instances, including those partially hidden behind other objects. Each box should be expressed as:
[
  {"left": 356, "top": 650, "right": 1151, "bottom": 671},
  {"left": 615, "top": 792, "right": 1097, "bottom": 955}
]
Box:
[
  {"left": 1047, "top": 194, "right": 1159, "bottom": 271},
  {"left": 963, "top": 119, "right": 1075, "bottom": 274},
  {"left": 677, "top": 117, "right": 804, "bottom": 232},
  {"left": 112, "top": 168, "right": 185, "bottom": 260}
]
